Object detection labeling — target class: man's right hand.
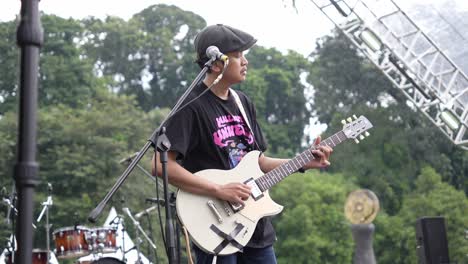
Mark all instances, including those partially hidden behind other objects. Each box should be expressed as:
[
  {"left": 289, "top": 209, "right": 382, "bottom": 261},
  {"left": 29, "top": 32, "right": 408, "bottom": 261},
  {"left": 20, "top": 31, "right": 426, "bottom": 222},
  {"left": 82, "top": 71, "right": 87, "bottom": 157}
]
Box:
[{"left": 214, "top": 182, "right": 252, "bottom": 205}]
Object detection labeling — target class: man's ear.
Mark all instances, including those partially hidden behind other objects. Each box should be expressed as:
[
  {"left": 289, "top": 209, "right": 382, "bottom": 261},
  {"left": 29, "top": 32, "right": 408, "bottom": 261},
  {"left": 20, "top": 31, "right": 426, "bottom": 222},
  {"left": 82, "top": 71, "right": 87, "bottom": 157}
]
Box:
[{"left": 210, "top": 61, "right": 224, "bottom": 73}]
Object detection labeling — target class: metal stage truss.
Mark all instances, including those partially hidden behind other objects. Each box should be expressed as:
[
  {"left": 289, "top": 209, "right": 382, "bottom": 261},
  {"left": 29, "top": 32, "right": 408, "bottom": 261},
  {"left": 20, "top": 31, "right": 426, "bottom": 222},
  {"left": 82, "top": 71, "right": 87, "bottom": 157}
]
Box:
[{"left": 310, "top": 0, "right": 468, "bottom": 149}]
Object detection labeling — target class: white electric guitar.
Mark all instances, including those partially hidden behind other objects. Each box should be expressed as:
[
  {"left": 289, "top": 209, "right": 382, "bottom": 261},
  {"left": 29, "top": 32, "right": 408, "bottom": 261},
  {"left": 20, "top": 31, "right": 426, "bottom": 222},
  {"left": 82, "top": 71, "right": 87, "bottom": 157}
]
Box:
[{"left": 176, "top": 115, "right": 373, "bottom": 255}]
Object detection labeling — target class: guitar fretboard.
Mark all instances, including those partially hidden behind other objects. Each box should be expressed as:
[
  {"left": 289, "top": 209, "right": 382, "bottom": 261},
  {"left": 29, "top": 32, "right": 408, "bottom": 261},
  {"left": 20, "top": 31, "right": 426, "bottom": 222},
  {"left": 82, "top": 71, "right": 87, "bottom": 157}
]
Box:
[{"left": 255, "top": 131, "right": 347, "bottom": 192}]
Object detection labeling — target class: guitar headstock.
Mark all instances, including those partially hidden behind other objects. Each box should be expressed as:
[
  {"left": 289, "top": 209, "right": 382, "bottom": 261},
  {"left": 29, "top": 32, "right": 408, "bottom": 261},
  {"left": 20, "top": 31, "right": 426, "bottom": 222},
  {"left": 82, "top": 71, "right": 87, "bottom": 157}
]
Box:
[{"left": 341, "top": 115, "right": 373, "bottom": 144}]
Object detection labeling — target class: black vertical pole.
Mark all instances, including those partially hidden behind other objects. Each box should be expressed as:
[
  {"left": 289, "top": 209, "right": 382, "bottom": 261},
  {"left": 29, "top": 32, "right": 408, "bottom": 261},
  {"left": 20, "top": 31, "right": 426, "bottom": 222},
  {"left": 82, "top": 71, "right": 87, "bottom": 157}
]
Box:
[
  {"left": 14, "top": 0, "right": 43, "bottom": 263},
  {"left": 156, "top": 129, "right": 178, "bottom": 264}
]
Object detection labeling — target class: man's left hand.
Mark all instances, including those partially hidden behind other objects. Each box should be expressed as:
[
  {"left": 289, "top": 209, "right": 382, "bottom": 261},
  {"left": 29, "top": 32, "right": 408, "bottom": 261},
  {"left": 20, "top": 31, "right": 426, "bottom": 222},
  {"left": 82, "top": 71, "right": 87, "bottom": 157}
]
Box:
[{"left": 303, "top": 136, "right": 333, "bottom": 170}]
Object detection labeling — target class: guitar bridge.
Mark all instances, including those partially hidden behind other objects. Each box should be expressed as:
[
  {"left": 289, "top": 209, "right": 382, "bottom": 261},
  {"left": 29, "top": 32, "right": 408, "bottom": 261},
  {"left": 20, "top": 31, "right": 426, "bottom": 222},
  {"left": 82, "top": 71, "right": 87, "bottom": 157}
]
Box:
[
  {"left": 207, "top": 200, "right": 224, "bottom": 223},
  {"left": 229, "top": 201, "right": 243, "bottom": 212}
]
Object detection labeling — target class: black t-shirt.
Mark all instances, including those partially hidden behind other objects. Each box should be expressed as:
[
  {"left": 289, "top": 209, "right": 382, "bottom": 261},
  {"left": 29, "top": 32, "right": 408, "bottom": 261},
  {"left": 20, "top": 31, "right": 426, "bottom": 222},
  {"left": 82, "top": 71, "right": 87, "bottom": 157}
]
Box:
[{"left": 164, "top": 81, "right": 276, "bottom": 248}]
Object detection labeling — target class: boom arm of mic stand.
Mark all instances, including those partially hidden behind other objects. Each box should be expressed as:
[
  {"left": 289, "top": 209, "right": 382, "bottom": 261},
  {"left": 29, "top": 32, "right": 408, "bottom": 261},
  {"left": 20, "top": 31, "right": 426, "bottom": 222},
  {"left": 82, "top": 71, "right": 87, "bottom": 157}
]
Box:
[{"left": 87, "top": 62, "right": 211, "bottom": 224}]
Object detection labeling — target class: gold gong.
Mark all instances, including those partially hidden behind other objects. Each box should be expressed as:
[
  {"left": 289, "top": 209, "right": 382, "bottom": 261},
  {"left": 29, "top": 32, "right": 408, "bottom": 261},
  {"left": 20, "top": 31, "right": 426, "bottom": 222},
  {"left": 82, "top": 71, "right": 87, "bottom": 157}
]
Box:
[{"left": 344, "top": 189, "right": 380, "bottom": 224}]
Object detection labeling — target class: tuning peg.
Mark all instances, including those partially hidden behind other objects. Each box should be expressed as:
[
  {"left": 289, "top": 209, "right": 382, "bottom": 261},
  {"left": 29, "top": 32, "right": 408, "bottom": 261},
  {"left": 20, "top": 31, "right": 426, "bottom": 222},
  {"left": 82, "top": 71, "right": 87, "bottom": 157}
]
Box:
[
  {"left": 359, "top": 134, "right": 365, "bottom": 140},
  {"left": 341, "top": 120, "right": 347, "bottom": 125},
  {"left": 365, "top": 131, "right": 370, "bottom": 137},
  {"left": 347, "top": 117, "right": 352, "bottom": 122},
  {"left": 353, "top": 114, "right": 358, "bottom": 119},
  {"left": 354, "top": 138, "right": 360, "bottom": 144}
]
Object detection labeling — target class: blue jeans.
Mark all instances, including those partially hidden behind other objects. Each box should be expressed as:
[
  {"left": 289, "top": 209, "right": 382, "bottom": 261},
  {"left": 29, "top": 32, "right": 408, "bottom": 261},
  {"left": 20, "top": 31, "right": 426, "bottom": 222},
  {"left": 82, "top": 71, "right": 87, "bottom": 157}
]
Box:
[{"left": 193, "top": 245, "right": 277, "bottom": 264}]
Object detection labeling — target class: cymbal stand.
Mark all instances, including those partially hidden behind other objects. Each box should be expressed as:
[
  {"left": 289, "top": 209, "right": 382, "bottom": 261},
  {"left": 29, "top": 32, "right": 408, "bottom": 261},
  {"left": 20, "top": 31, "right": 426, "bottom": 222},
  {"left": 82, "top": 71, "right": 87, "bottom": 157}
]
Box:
[
  {"left": 121, "top": 155, "right": 165, "bottom": 193},
  {"left": 3, "top": 185, "right": 17, "bottom": 263},
  {"left": 4, "top": 183, "right": 16, "bottom": 225},
  {"left": 108, "top": 214, "right": 126, "bottom": 262},
  {"left": 123, "top": 208, "right": 157, "bottom": 264},
  {"left": 36, "top": 187, "right": 53, "bottom": 264}
]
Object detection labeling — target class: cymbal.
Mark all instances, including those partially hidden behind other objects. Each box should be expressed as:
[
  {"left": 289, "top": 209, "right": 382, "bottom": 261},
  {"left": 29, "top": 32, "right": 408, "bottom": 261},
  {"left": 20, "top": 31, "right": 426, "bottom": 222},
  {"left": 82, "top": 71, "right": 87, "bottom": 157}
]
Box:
[{"left": 344, "top": 189, "right": 379, "bottom": 224}]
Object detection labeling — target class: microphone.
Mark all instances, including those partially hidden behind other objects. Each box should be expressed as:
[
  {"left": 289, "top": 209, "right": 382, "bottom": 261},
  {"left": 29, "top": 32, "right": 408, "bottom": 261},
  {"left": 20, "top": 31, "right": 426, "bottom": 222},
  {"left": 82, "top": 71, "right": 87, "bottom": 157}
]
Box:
[
  {"left": 119, "top": 152, "right": 139, "bottom": 164},
  {"left": 206, "top": 46, "right": 228, "bottom": 62},
  {"left": 134, "top": 205, "right": 158, "bottom": 219}
]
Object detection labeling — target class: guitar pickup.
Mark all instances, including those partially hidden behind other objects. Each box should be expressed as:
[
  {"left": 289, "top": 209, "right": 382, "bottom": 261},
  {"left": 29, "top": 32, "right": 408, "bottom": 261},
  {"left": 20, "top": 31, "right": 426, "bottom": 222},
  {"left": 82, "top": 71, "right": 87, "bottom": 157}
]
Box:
[{"left": 244, "top": 177, "right": 264, "bottom": 201}]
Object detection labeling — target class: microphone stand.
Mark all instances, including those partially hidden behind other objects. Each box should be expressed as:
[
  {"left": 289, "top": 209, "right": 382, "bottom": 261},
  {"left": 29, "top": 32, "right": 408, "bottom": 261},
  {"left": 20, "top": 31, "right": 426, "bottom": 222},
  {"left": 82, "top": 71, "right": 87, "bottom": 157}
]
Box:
[
  {"left": 155, "top": 128, "right": 179, "bottom": 264},
  {"left": 87, "top": 57, "right": 216, "bottom": 264},
  {"left": 170, "top": 192, "right": 182, "bottom": 263}
]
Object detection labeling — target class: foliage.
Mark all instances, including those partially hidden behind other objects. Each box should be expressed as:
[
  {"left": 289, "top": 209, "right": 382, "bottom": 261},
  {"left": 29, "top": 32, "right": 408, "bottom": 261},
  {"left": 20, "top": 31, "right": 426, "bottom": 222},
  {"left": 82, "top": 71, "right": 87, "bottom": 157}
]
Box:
[
  {"left": 0, "top": 20, "right": 19, "bottom": 115},
  {"left": 308, "top": 31, "right": 395, "bottom": 125},
  {"left": 271, "top": 171, "right": 356, "bottom": 264},
  {"left": 81, "top": 5, "right": 205, "bottom": 111},
  {"left": 1, "top": 5, "right": 467, "bottom": 264},
  {"left": 373, "top": 167, "right": 468, "bottom": 263},
  {"left": 0, "top": 90, "right": 168, "bottom": 258},
  {"left": 309, "top": 31, "right": 468, "bottom": 214},
  {"left": 240, "top": 47, "right": 311, "bottom": 156}
]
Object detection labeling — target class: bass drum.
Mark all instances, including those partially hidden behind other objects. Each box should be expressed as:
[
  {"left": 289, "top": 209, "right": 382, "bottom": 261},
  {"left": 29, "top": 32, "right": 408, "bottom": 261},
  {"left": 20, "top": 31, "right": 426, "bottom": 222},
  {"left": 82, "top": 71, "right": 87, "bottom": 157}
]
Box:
[{"left": 91, "top": 257, "right": 125, "bottom": 264}]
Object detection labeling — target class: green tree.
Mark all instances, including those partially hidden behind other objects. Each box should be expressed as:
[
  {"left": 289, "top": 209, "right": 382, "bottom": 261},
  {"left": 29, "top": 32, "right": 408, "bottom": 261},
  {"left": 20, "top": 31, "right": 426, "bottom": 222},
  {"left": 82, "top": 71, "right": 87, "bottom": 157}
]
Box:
[
  {"left": 308, "top": 32, "right": 395, "bottom": 125},
  {"left": 240, "top": 47, "right": 311, "bottom": 156},
  {"left": 0, "top": 20, "right": 19, "bottom": 115},
  {"left": 0, "top": 15, "right": 104, "bottom": 115},
  {"left": 271, "top": 171, "right": 356, "bottom": 264},
  {"left": 0, "top": 111, "right": 18, "bottom": 241},
  {"left": 82, "top": 4, "right": 205, "bottom": 111},
  {"left": 307, "top": 30, "right": 468, "bottom": 212},
  {"left": 39, "top": 15, "right": 99, "bottom": 109},
  {"left": 0, "top": 89, "right": 169, "bottom": 258},
  {"left": 374, "top": 167, "right": 468, "bottom": 264}
]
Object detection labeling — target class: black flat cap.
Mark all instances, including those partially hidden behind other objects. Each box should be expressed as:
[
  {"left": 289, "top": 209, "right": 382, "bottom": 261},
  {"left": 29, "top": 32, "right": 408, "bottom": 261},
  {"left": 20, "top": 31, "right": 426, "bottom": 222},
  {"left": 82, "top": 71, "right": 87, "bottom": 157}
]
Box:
[{"left": 194, "top": 24, "right": 257, "bottom": 66}]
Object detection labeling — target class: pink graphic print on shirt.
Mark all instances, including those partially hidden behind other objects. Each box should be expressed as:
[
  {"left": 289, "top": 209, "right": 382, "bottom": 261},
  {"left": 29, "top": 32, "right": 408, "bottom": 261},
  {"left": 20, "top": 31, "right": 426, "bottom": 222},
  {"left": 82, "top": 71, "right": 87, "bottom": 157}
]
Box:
[{"left": 213, "top": 114, "right": 254, "bottom": 168}]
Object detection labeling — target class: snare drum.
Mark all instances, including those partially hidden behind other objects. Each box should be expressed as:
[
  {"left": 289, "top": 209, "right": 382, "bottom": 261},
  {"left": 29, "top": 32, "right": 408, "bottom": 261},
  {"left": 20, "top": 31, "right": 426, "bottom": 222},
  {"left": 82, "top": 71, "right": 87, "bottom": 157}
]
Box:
[
  {"left": 90, "top": 227, "right": 117, "bottom": 253},
  {"left": 5, "top": 249, "right": 49, "bottom": 264},
  {"left": 53, "top": 226, "right": 91, "bottom": 259}
]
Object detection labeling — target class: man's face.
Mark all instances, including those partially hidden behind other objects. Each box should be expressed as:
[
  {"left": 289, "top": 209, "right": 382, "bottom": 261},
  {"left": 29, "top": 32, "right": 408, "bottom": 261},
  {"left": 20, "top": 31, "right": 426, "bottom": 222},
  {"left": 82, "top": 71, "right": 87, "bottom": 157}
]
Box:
[{"left": 223, "top": 51, "right": 249, "bottom": 84}]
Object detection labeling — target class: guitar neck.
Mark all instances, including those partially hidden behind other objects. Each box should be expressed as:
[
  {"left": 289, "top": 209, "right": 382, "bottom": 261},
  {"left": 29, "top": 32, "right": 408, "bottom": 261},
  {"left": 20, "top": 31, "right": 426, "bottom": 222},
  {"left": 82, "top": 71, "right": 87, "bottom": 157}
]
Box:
[{"left": 255, "top": 130, "right": 347, "bottom": 192}]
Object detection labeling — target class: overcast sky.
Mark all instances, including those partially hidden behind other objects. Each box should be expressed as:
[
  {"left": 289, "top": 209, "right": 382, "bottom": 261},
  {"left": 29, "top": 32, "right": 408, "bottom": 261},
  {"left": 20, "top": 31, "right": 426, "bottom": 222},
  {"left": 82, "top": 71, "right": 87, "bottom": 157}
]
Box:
[
  {"left": 1, "top": 0, "right": 336, "bottom": 57},
  {"left": 3, "top": 0, "right": 467, "bottom": 56}
]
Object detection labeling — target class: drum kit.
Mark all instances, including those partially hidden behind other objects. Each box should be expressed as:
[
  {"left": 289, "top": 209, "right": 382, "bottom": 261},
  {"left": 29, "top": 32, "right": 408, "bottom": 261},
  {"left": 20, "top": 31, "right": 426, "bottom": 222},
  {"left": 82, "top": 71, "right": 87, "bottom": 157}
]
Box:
[
  {"left": 1, "top": 184, "right": 130, "bottom": 264},
  {"left": 52, "top": 225, "right": 119, "bottom": 261},
  {"left": 3, "top": 156, "right": 164, "bottom": 264},
  {"left": 3, "top": 225, "right": 123, "bottom": 264}
]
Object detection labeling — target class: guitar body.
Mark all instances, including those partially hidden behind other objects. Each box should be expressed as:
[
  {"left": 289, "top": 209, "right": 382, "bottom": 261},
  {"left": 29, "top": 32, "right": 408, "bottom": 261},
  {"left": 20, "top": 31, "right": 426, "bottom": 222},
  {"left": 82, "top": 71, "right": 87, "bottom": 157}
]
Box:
[{"left": 176, "top": 151, "right": 284, "bottom": 255}]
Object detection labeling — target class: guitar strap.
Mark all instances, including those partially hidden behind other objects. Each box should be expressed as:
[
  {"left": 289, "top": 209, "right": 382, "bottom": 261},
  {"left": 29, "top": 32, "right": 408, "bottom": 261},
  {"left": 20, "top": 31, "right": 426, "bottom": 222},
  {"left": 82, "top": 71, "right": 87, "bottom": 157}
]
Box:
[
  {"left": 230, "top": 89, "right": 261, "bottom": 151},
  {"left": 210, "top": 223, "right": 245, "bottom": 255}
]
